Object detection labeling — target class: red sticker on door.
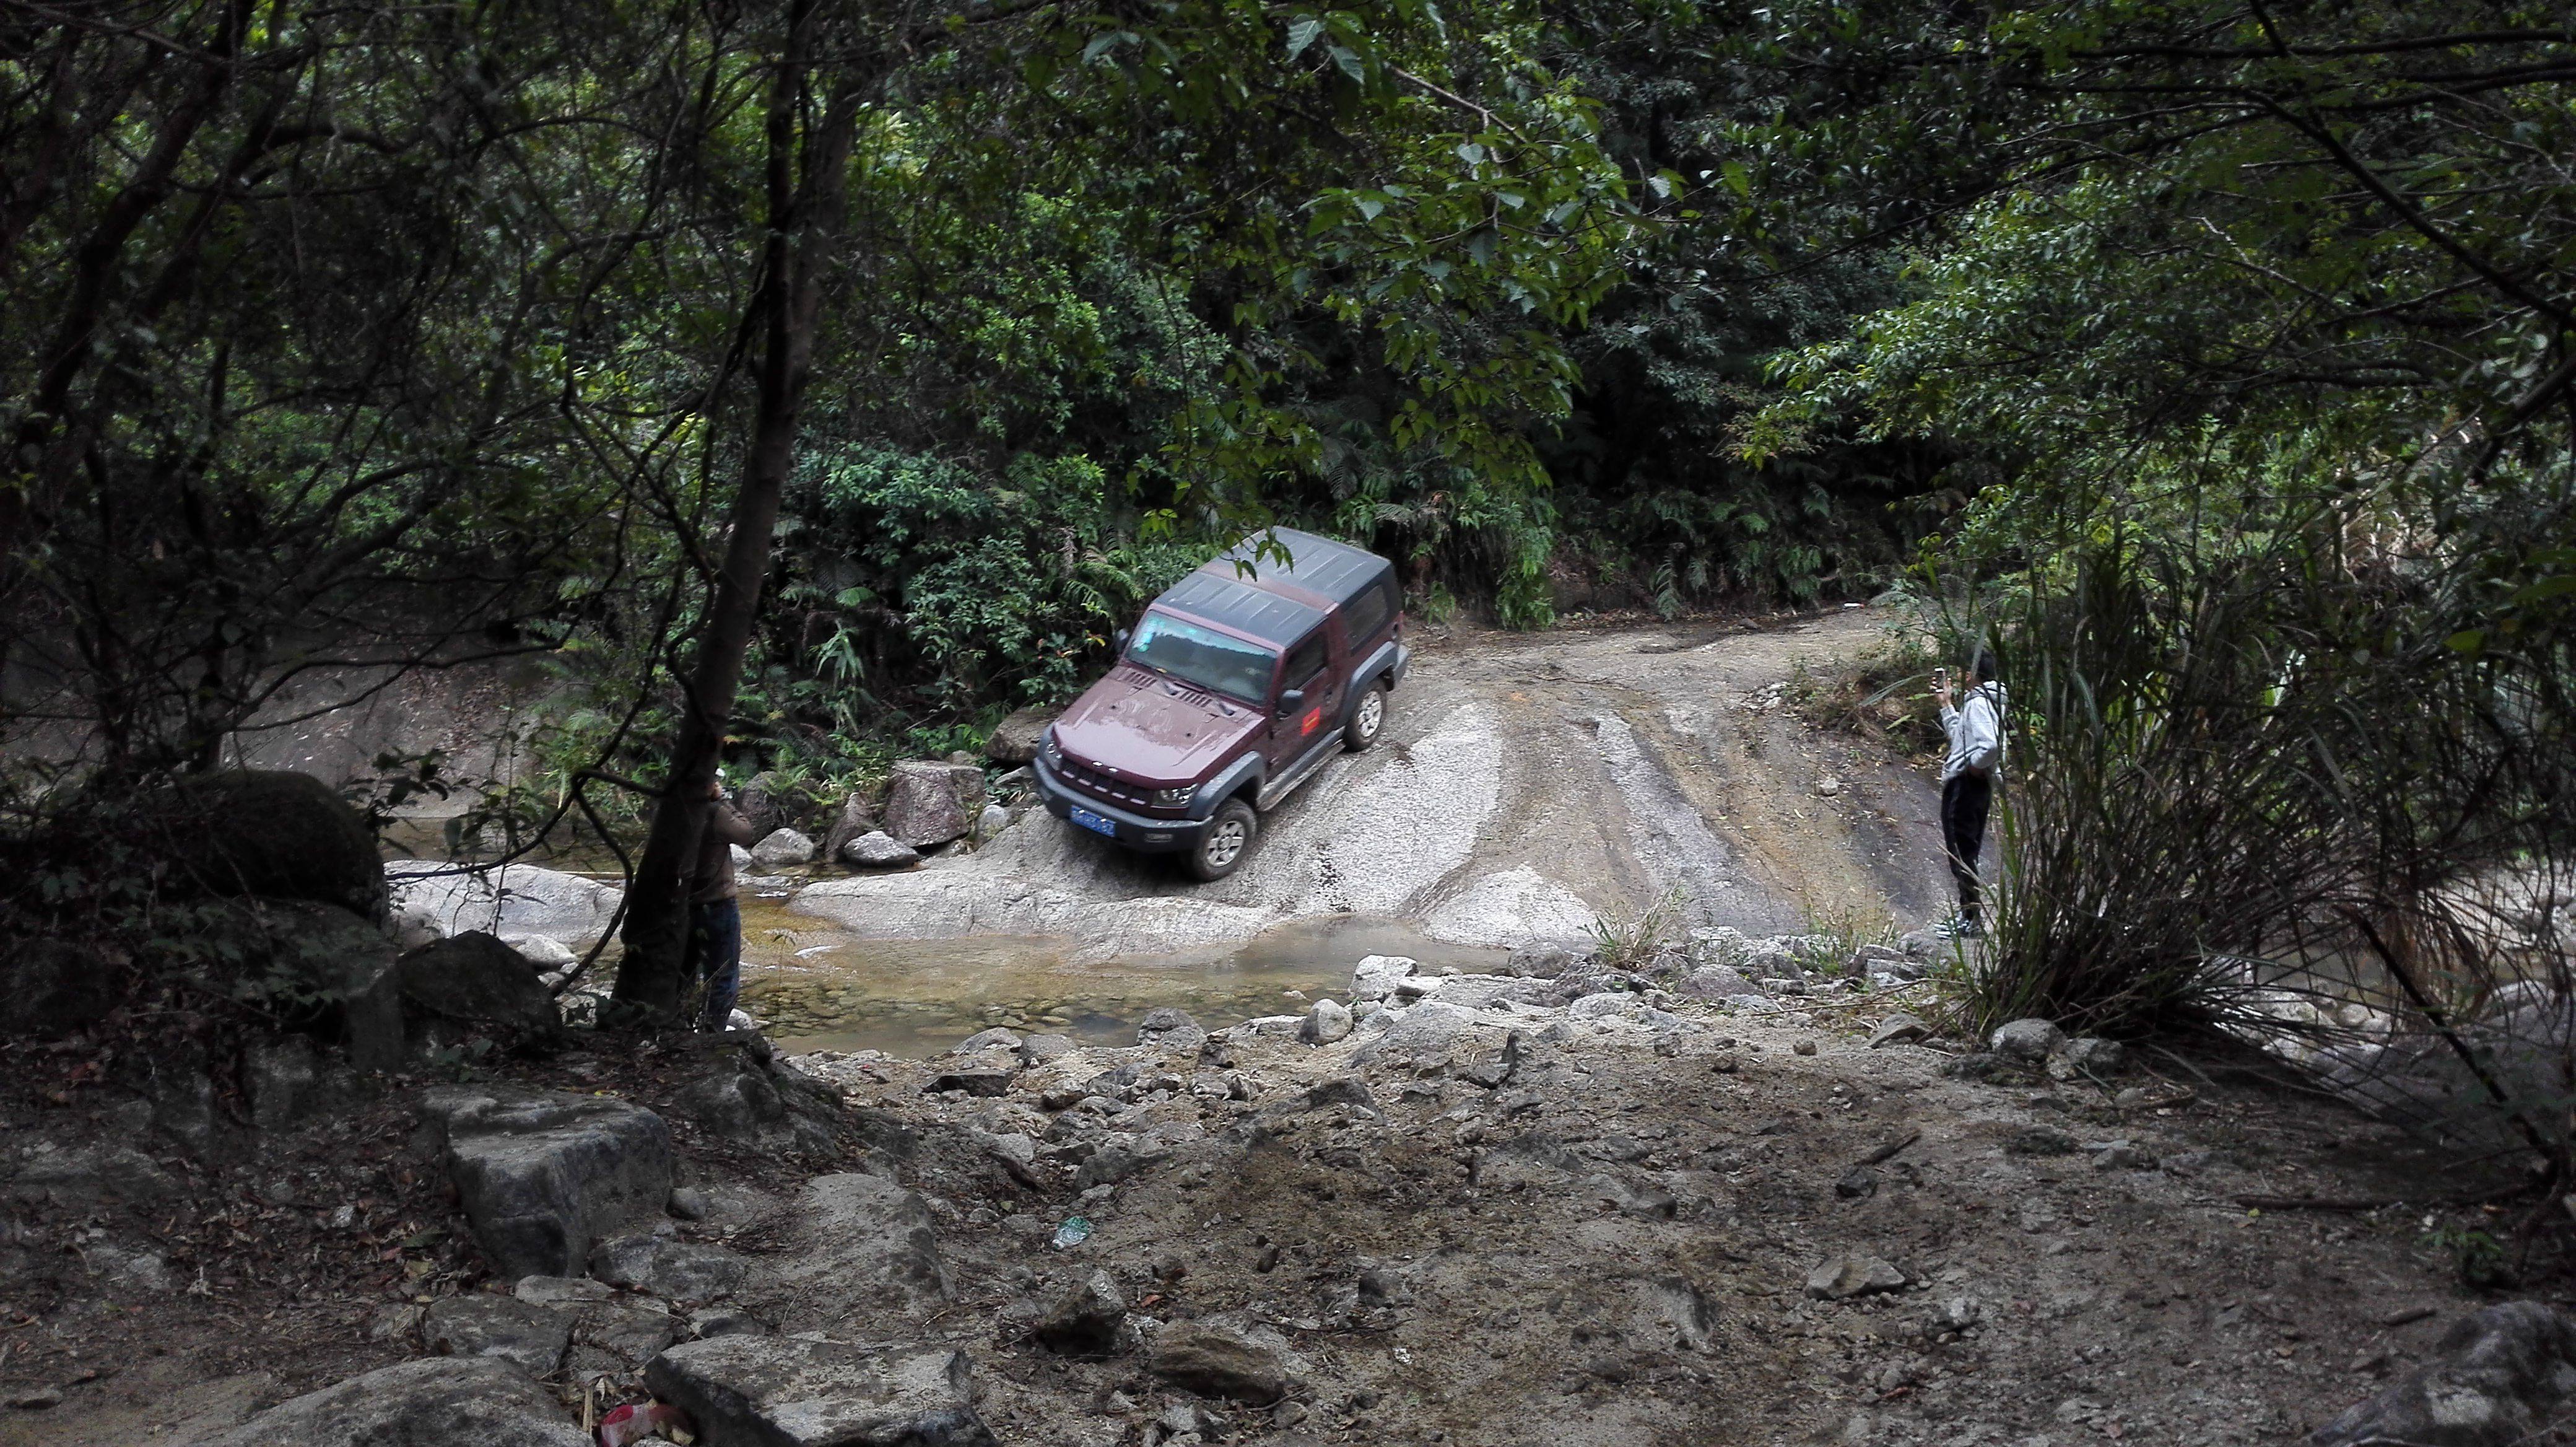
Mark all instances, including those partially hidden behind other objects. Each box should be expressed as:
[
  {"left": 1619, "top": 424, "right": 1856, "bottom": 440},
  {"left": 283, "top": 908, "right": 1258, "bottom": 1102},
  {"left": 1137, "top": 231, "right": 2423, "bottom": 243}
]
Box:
[{"left": 1301, "top": 707, "right": 1323, "bottom": 735}]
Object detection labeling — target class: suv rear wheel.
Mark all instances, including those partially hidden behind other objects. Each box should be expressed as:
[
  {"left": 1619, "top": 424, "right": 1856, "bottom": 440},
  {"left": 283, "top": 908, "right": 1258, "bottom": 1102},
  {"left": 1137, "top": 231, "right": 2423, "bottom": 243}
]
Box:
[
  {"left": 1187, "top": 798, "right": 1258, "bottom": 881},
  {"left": 1345, "top": 680, "right": 1389, "bottom": 751}
]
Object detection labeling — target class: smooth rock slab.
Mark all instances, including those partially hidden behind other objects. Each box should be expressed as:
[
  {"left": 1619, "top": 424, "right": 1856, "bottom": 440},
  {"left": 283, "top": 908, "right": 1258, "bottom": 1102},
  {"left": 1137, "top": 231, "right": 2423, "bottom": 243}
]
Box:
[
  {"left": 188, "top": 1357, "right": 587, "bottom": 1447},
  {"left": 645, "top": 1336, "right": 998, "bottom": 1447},
  {"left": 422, "top": 1086, "right": 675, "bottom": 1279},
  {"left": 2313, "top": 1301, "right": 2576, "bottom": 1446},
  {"left": 588, "top": 1231, "right": 750, "bottom": 1305},
  {"left": 423, "top": 1294, "right": 572, "bottom": 1376},
  {"left": 754, "top": 1173, "right": 953, "bottom": 1334}
]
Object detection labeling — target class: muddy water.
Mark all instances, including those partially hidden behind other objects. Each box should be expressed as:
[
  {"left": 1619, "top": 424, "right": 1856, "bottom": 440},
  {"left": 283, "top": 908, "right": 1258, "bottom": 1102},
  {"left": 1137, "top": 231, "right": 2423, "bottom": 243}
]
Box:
[{"left": 736, "top": 898, "right": 1507, "bottom": 1056}]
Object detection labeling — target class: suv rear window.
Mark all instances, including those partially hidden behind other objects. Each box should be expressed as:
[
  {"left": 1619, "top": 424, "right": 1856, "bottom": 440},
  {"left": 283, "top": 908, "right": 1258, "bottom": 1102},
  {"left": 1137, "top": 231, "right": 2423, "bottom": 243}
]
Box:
[
  {"left": 1129, "top": 612, "right": 1277, "bottom": 703},
  {"left": 1282, "top": 631, "right": 1326, "bottom": 691},
  {"left": 1342, "top": 578, "right": 1394, "bottom": 643}
]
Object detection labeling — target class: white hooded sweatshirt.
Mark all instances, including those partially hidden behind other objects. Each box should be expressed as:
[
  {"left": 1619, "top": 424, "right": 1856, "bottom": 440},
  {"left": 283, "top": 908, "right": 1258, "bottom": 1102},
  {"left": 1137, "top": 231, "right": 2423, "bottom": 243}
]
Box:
[{"left": 1939, "top": 681, "right": 2007, "bottom": 783}]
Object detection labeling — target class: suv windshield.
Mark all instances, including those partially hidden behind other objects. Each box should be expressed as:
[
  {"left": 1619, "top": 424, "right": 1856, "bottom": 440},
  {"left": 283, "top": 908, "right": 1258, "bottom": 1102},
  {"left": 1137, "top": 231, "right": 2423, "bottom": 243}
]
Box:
[{"left": 1128, "top": 611, "right": 1277, "bottom": 703}]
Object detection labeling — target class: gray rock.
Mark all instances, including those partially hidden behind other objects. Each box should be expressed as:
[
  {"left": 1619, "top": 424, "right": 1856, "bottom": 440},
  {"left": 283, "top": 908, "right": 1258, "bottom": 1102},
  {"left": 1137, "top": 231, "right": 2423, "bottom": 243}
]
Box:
[
  {"left": 1299, "top": 999, "right": 1353, "bottom": 1046},
  {"left": 422, "top": 1294, "right": 572, "bottom": 1376},
  {"left": 749, "top": 829, "right": 817, "bottom": 870},
  {"left": 730, "top": 843, "right": 753, "bottom": 871},
  {"left": 6, "top": 1142, "right": 179, "bottom": 1208},
  {"left": 840, "top": 830, "right": 921, "bottom": 868},
  {"left": 1148, "top": 1320, "right": 1289, "bottom": 1403},
  {"left": 753, "top": 1173, "right": 952, "bottom": 1333},
  {"left": 383, "top": 860, "right": 622, "bottom": 952},
  {"left": 820, "top": 790, "right": 884, "bottom": 865},
  {"left": 1351, "top": 1000, "right": 1477, "bottom": 1068},
  {"left": 571, "top": 1298, "right": 682, "bottom": 1367},
  {"left": 883, "top": 761, "right": 985, "bottom": 849},
  {"left": 2088, "top": 1140, "right": 2157, "bottom": 1171},
  {"left": 245, "top": 1036, "right": 323, "bottom": 1136},
  {"left": 646, "top": 1336, "right": 998, "bottom": 1447},
  {"left": 668, "top": 1186, "right": 711, "bottom": 1221},
  {"left": 1035, "top": 1269, "right": 1127, "bottom": 1355},
  {"left": 1, "top": 938, "right": 116, "bottom": 1039},
  {"left": 1349, "top": 954, "right": 1419, "bottom": 1003},
  {"left": 397, "top": 932, "right": 562, "bottom": 1046},
  {"left": 1137, "top": 1007, "right": 1207, "bottom": 1056},
  {"left": 1681, "top": 964, "right": 1759, "bottom": 1000},
  {"left": 1019, "top": 1033, "right": 1076, "bottom": 1064},
  {"left": 1073, "top": 1140, "right": 1168, "bottom": 1191},
  {"left": 986, "top": 707, "right": 1055, "bottom": 766},
  {"left": 420, "top": 1086, "right": 676, "bottom": 1279},
  {"left": 975, "top": 803, "right": 1009, "bottom": 841},
  {"left": 1804, "top": 1256, "right": 1907, "bottom": 1300},
  {"left": 367, "top": 1302, "right": 426, "bottom": 1342},
  {"left": 2061, "top": 1036, "right": 2128, "bottom": 1075},
  {"left": 1869, "top": 1013, "right": 1931, "bottom": 1049},
  {"left": 927, "top": 1069, "right": 1016, "bottom": 1098},
  {"left": 149, "top": 1060, "right": 220, "bottom": 1153},
  {"left": 513, "top": 1275, "right": 616, "bottom": 1308},
  {"left": 1990, "top": 1018, "right": 2067, "bottom": 1062},
  {"left": 952, "top": 1028, "right": 1024, "bottom": 1055},
  {"left": 670, "top": 1059, "right": 837, "bottom": 1156},
  {"left": 508, "top": 933, "right": 577, "bottom": 970},
  {"left": 588, "top": 1232, "right": 749, "bottom": 1305},
  {"left": 188, "top": 1357, "right": 588, "bottom": 1447},
  {"left": 1299, "top": 1076, "right": 1378, "bottom": 1114},
  {"left": 1941, "top": 1052, "right": 2010, "bottom": 1082},
  {"left": 2312, "top": 1301, "right": 2576, "bottom": 1446},
  {"left": 1936, "top": 1296, "right": 1982, "bottom": 1331}
]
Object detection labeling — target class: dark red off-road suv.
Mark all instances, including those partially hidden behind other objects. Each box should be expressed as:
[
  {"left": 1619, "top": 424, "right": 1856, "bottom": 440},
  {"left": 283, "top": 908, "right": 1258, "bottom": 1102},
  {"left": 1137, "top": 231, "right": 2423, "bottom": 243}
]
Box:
[{"left": 1033, "top": 529, "right": 1409, "bottom": 880}]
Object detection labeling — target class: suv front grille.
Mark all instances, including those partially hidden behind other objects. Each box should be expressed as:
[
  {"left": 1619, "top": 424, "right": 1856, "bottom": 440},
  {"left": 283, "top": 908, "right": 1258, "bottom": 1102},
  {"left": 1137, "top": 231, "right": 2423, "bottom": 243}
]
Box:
[{"left": 1058, "top": 756, "right": 1151, "bottom": 810}]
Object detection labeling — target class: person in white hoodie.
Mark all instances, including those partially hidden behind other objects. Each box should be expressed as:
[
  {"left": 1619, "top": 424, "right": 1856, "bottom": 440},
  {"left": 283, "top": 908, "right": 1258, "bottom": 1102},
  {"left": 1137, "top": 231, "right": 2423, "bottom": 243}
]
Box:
[{"left": 1933, "top": 647, "right": 2006, "bottom": 938}]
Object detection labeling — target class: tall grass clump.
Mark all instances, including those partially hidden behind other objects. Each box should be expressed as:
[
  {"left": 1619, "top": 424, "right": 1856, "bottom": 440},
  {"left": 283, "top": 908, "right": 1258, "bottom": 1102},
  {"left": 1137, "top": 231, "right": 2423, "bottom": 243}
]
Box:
[{"left": 1964, "top": 479, "right": 2576, "bottom": 1168}]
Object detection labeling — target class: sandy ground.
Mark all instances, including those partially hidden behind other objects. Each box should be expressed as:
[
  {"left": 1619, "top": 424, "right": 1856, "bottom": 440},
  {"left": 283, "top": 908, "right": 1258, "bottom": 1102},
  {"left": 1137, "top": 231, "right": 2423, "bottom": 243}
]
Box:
[{"left": 794, "top": 607, "right": 1952, "bottom": 960}]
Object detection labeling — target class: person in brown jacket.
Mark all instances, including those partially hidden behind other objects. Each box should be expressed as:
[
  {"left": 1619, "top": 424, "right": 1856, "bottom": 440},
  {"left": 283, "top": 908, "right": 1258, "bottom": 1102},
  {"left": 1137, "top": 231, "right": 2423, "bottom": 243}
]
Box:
[{"left": 685, "top": 779, "right": 760, "bottom": 1031}]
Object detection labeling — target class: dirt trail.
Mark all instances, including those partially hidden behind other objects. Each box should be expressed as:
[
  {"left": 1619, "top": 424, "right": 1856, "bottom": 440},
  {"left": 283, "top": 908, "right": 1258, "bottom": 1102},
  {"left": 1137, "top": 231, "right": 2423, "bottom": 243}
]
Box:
[{"left": 794, "top": 606, "right": 1949, "bottom": 960}]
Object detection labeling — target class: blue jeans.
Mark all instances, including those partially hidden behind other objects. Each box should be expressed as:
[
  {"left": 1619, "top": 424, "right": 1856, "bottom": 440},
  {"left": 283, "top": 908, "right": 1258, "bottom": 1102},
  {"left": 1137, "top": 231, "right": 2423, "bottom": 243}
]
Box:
[{"left": 684, "top": 899, "right": 743, "bottom": 1030}]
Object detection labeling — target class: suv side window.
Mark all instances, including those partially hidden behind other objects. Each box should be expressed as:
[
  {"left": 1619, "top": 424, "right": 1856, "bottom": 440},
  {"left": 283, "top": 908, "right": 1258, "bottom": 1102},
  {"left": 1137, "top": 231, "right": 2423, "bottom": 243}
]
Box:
[
  {"left": 1281, "top": 632, "right": 1327, "bottom": 694},
  {"left": 1342, "top": 577, "right": 1392, "bottom": 643}
]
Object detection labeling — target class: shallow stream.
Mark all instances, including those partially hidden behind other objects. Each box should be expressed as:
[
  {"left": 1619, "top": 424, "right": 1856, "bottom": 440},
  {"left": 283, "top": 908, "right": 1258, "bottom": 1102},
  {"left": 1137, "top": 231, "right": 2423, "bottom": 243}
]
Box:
[{"left": 733, "top": 898, "right": 1507, "bottom": 1056}]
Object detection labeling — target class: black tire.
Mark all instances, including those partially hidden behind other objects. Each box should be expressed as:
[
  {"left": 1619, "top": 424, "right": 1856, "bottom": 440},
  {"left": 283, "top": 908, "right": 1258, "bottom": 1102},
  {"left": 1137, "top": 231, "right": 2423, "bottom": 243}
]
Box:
[
  {"left": 1344, "top": 680, "right": 1390, "bottom": 752},
  {"left": 1186, "top": 798, "right": 1258, "bottom": 881}
]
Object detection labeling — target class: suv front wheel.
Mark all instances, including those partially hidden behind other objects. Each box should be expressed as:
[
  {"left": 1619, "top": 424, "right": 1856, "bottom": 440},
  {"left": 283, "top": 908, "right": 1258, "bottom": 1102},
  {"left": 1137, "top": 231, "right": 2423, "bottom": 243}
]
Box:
[
  {"left": 1187, "top": 798, "right": 1258, "bottom": 881},
  {"left": 1344, "top": 680, "right": 1389, "bottom": 751}
]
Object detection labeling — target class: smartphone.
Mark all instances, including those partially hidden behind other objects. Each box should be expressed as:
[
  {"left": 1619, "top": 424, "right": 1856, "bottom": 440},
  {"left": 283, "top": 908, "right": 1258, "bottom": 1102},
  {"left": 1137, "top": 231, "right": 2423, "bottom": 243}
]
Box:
[{"left": 1932, "top": 667, "right": 1948, "bottom": 686}]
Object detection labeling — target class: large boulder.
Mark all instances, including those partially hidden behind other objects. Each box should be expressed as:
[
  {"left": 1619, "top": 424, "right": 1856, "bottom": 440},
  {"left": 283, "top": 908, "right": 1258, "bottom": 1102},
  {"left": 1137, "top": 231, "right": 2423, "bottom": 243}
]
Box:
[
  {"left": 2312, "top": 1301, "right": 2576, "bottom": 1446},
  {"left": 152, "top": 770, "right": 385, "bottom": 920},
  {"left": 882, "top": 763, "right": 985, "bottom": 849},
  {"left": 819, "top": 784, "right": 889, "bottom": 865},
  {"left": 751, "top": 1173, "right": 952, "bottom": 1334},
  {"left": 737, "top": 772, "right": 821, "bottom": 837},
  {"left": 398, "top": 932, "right": 562, "bottom": 1049},
  {"left": 749, "top": 829, "right": 816, "bottom": 871},
  {"left": 985, "top": 707, "right": 1055, "bottom": 766},
  {"left": 645, "top": 1337, "right": 998, "bottom": 1447},
  {"left": 194, "top": 899, "right": 405, "bottom": 1072},
  {"left": 1, "top": 938, "right": 118, "bottom": 1039},
  {"left": 421, "top": 1086, "right": 675, "bottom": 1279},
  {"left": 185, "top": 1357, "right": 588, "bottom": 1447},
  {"left": 385, "top": 862, "right": 622, "bottom": 949}
]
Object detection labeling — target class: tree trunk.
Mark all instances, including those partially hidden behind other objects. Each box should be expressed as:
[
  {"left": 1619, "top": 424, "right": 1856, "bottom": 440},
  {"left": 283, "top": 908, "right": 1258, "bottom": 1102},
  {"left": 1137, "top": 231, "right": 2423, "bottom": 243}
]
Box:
[{"left": 613, "top": 0, "right": 858, "bottom": 1020}]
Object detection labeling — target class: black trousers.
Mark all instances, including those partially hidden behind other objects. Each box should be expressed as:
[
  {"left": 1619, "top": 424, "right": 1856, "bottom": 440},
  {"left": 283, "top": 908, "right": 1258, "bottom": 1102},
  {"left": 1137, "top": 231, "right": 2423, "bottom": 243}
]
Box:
[{"left": 1940, "top": 773, "right": 1993, "bottom": 919}]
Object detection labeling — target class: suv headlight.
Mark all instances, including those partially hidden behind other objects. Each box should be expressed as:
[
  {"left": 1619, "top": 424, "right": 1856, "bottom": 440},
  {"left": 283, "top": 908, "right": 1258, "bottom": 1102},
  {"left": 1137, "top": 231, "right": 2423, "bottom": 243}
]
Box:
[
  {"left": 1152, "top": 784, "right": 1198, "bottom": 807},
  {"left": 1040, "top": 731, "right": 1063, "bottom": 766}
]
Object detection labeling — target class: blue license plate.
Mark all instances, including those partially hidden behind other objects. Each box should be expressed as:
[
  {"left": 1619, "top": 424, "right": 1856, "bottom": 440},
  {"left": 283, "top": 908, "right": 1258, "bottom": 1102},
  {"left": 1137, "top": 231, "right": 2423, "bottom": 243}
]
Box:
[{"left": 1069, "top": 807, "right": 1119, "bottom": 839}]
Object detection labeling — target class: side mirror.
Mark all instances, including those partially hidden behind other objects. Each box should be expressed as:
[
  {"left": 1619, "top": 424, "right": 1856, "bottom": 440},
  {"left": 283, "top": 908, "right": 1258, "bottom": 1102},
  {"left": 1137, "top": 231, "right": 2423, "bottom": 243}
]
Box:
[
  {"left": 1276, "top": 688, "right": 1305, "bottom": 715},
  {"left": 1112, "top": 627, "right": 1131, "bottom": 653}
]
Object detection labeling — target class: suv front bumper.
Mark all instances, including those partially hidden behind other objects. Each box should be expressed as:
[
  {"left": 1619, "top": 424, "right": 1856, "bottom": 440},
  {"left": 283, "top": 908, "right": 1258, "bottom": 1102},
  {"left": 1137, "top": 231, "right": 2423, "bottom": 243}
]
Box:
[{"left": 1032, "top": 756, "right": 1208, "bottom": 854}]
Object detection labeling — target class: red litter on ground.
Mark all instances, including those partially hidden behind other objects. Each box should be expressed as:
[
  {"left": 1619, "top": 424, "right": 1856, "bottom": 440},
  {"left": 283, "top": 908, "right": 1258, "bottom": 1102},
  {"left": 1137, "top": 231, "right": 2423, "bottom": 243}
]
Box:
[{"left": 597, "top": 1400, "right": 692, "bottom": 1446}]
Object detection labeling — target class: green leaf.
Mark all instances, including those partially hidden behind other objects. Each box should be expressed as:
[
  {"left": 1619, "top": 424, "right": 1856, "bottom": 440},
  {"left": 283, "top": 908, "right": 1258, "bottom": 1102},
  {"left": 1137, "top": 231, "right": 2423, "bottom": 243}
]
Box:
[{"left": 1285, "top": 15, "right": 1323, "bottom": 59}]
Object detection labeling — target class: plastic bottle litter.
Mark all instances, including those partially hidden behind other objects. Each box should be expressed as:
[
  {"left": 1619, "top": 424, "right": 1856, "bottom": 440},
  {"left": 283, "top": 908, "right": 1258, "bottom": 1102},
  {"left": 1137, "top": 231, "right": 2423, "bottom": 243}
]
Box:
[{"left": 1050, "top": 1216, "right": 1093, "bottom": 1249}]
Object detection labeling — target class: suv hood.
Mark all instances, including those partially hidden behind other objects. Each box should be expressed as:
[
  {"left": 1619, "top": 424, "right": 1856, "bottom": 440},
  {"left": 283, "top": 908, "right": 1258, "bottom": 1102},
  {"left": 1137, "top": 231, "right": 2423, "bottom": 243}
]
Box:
[{"left": 1053, "top": 664, "right": 1261, "bottom": 785}]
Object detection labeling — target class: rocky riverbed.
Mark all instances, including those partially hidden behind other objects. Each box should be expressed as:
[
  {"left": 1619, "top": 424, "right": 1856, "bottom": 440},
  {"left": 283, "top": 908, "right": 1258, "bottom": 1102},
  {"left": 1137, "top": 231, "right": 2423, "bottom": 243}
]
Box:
[{"left": 2, "top": 930, "right": 2559, "bottom": 1447}]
